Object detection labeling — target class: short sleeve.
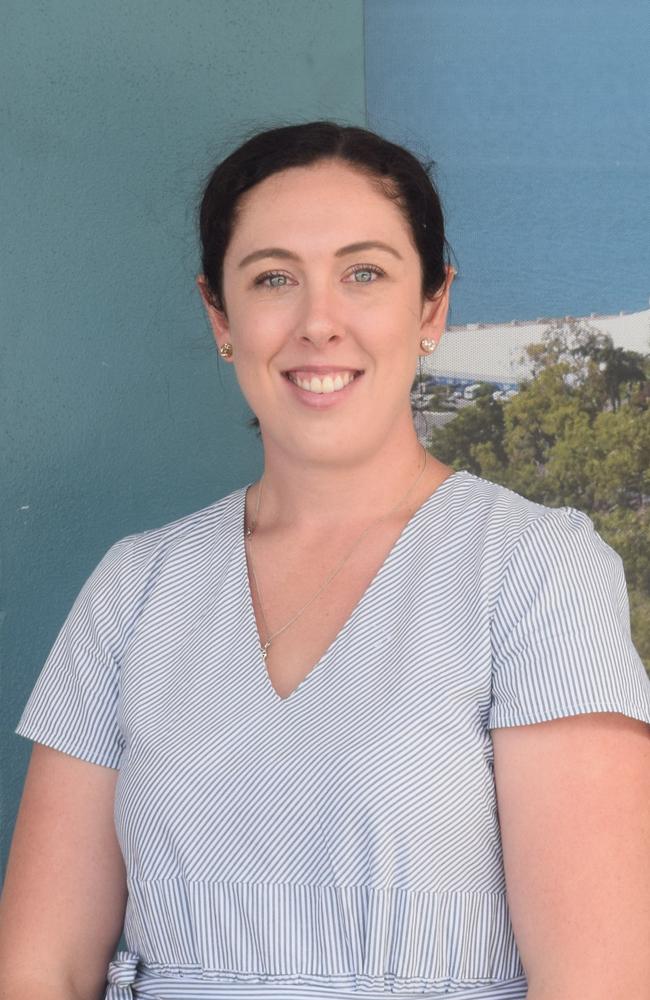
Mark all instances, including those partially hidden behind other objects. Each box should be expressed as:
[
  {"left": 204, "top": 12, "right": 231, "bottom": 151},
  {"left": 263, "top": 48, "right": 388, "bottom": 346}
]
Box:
[
  {"left": 489, "top": 506, "right": 650, "bottom": 729},
  {"left": 15, "top": 536, "right": 136, "bottom": 768}
]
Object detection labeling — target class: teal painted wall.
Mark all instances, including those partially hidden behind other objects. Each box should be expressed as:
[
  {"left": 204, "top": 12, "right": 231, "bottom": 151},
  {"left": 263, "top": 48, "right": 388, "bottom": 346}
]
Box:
[{"left": 2, "top": 0, "right": 365, "bottom": 877}]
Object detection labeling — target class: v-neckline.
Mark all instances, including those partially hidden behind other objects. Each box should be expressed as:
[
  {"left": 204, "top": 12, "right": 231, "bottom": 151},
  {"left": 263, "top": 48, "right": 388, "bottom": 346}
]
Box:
[{"left": 238, "top": 469, "right": 467, "bottom": 704}]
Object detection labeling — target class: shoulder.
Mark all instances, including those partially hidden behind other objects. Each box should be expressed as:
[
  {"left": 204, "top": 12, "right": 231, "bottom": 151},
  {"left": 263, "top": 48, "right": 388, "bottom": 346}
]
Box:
[
  {"left": 112, "top": 483, "right": 245, "bottom": 570},
  {"left": 447, "top": 469, "right": 596, "bottom": 567},
  {"left": 446, "top": 468, "right": 569, "bottom": 524},
  {"left": 85, "top": 485, "right": 247, "bottom": 622}
]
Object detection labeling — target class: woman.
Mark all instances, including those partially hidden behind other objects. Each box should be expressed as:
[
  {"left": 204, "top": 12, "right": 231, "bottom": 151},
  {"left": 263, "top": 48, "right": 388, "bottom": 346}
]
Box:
[{"left": 2, "top": 121, "right": 649, "bottom": 1000}]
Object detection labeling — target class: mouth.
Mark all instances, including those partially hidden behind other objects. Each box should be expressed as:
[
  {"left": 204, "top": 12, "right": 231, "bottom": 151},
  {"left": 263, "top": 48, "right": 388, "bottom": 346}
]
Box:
[
  {"left": 281, "top": 369, "right": 365, "bottom": 407},
  {"left": 282, "top": 369, "right": 364, "bottom": 387}
]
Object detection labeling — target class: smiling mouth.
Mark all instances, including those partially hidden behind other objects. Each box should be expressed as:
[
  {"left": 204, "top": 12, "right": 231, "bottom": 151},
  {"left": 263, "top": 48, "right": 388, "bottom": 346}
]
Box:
[{"left": 283, "top": 370, "right": 364, "bottom": 394}]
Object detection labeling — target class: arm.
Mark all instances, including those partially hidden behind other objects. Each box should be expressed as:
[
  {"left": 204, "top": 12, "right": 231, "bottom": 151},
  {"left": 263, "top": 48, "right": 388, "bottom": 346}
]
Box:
[
  {"left": 492, "top": 711, "right": 650, "bottom": 1000},
  {"left": 0, "top": 743, "right": 128, "bottom": 1000}
]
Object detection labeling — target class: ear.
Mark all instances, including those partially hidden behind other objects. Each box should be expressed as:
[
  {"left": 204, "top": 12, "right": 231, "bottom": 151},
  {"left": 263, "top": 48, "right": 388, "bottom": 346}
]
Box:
[
  {"left": 196, "top": 274, "right": 231, "bottom": 352},
  {"left": 420, "top": 265, "right": 455, "bottom": 347}
]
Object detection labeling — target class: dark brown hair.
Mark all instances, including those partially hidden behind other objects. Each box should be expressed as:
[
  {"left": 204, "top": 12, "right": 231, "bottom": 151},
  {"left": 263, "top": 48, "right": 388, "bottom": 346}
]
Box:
[{"left": 198, "top": 120, "right": 454, "bottom": 433}]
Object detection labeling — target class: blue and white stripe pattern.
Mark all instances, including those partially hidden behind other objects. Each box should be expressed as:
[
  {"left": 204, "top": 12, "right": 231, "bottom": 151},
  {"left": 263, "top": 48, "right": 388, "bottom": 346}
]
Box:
[{"left": 16, "top": 470, "right": 650, "bottom": 999}]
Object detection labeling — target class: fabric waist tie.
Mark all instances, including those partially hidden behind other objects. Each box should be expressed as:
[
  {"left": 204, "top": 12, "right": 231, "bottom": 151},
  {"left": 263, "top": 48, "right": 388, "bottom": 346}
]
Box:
[
  {"left": 106, "top": 952, "right": 140, "bottom": 999},
  {"left": 105, "top": 950, "right": 528, "bottom": 1000}
]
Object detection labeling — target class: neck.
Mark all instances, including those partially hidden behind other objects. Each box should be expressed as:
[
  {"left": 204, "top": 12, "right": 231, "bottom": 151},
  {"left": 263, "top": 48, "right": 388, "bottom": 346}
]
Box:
[{"left": 246, "top": 429, "right": 453, "bottom": 539}]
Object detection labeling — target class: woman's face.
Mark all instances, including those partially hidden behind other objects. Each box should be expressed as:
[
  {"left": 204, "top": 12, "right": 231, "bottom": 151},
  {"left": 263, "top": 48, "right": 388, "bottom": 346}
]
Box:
[{"left": 200, "top": 159, "right": 452, "bottom": 459}]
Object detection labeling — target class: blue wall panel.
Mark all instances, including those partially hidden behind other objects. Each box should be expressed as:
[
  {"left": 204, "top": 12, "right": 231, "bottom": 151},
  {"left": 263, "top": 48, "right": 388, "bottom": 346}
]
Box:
[{"left": 365, "top": 0, "right": 650, "bottom": 324}]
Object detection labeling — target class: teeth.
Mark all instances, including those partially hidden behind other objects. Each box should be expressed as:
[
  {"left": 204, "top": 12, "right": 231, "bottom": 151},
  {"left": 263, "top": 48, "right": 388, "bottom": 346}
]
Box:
[{"left": 287, "top": 371, "right": 358, "bottom": 394}]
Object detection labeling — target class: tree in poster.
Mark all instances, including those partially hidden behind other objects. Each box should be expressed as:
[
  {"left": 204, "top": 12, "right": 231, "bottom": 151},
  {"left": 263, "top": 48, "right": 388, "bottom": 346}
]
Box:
[{"left": 428, "top": 317, "right": 650, "bottom": 671}]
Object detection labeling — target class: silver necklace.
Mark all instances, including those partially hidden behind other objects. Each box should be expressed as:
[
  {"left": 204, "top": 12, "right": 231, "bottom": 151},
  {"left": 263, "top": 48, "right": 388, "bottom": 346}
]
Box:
[{"left": 244, "top": 444, "right": 429, "bottom": 662}]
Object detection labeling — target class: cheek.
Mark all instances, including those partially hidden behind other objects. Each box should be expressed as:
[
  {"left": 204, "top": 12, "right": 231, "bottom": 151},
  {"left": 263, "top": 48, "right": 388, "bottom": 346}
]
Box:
[{"left": 229, "top": 318, "right": 285, "bottom": 360}]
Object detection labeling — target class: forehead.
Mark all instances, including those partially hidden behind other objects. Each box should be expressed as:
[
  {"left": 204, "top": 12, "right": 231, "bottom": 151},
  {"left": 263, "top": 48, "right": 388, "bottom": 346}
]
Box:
[{"left": 233, "top": 161, "right": 405, "bottom": 236}]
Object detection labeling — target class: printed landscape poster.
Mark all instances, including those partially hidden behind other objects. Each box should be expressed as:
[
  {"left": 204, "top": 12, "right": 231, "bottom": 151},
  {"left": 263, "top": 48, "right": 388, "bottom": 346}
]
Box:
[{"left": 365, "top": 0, "right": 650, "bottom": 672}]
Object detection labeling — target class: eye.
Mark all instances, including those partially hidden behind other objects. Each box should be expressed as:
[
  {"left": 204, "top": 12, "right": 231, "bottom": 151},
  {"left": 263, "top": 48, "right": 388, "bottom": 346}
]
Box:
[
  {"left": 253, "top": 270, "right": 290, "bottom": 290},
  {"left": 252, "top": 263, "right": 385, "bottom": 290},
  {"left": 348, "top": 264, "right": 384, "bottom": 283}
]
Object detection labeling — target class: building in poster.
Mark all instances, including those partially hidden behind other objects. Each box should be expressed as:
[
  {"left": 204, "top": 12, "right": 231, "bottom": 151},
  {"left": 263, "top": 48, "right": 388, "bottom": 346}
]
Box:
[
  {"left": 422, "top": 305, "right": 650, "bottom": 391},
  {"left": 413, "top": 306, "right": 649, "bottom": 446}
]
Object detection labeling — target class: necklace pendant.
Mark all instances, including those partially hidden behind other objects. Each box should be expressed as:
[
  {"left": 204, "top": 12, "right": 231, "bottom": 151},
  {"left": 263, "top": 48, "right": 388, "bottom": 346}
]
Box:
[{"left": 261, "top": 641, "right": 270, "bottom": 661}]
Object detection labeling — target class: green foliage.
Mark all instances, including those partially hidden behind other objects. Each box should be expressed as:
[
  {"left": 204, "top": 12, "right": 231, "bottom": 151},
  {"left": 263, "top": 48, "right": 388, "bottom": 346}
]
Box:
[
  {"left": 628, "top": 589, "right": 650, "bottom": 667},
  {"left": 430, "top": 395, "right": 508, "bottom": 475},
  {"left": 428, "top": 316, "right": 650, "bottom": 673}
]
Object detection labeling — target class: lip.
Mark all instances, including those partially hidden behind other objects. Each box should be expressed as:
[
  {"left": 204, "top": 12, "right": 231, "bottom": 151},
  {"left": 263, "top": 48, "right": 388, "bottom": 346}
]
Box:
[
  {"left": 282, "top": 370, "right": 364, "bottom": 408},
  {"left": 282, "top": 365, "right": 365, "bottom": 374}
]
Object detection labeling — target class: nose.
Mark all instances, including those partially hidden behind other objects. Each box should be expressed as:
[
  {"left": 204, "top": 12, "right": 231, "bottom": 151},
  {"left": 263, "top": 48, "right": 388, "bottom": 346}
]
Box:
[
  {"left": 298, "top": 285, "right": 346, "bottom": 347},
  {"left": 300, "top": 327, "right": 341, "bottom": 350}
]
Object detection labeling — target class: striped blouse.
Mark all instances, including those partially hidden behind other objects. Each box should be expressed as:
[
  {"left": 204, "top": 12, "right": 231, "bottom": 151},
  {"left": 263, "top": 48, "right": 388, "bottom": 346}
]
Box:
[{"left": 15, "top": 469, "right": 650, "bottom": 1000}]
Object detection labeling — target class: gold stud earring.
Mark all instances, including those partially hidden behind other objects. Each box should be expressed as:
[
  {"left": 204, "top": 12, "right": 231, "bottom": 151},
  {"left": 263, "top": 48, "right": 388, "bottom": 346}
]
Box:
[
  {"left": 219, "top": 343, "right": 233, "bottom": 358},
  {"left": 420, "top": 338, "right": 436, "bottom": 353}
]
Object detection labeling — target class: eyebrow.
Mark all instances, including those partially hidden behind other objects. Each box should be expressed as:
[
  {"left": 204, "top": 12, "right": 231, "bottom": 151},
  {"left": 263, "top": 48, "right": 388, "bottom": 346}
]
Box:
[{"left": 237, "top": 240, "right": 403, "bottom": 270}]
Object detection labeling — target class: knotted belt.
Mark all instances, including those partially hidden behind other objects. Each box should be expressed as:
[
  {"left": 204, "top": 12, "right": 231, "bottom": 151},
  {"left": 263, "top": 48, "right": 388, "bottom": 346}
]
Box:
[{"left": 105, "top": 950, "right": 140, "bottom": 999}]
